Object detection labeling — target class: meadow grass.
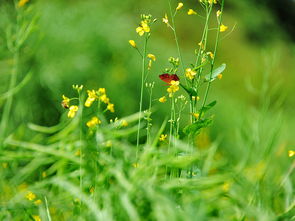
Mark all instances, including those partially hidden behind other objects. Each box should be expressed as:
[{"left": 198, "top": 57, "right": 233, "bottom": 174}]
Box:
[{"left": 0, "top": 0, "right": 294, "bottom": 221}]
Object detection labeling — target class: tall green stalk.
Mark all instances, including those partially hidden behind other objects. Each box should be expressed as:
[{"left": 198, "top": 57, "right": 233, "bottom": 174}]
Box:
[{"left": 136, "top": 35, "right": 148, "bottom": 158}]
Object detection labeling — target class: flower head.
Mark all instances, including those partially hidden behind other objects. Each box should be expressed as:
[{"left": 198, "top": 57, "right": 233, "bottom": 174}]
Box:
[
  {"left": 216, "top": 10, "right": 222, "bottom": 17},
  {"left": 129, "top": 40, "right": 137, "bottom": 48},
  {"left": 85, "top": 90, "right": 98, "bottom": 107},
  {"left": 159, "top": 96, "right": 167, "bottom": 103},
  {"left": 220, "top": 24, "right": 228, "bottom": 32},
  {"left": 159, "top": 134, "right": 168, "bottom": 141},
  {"left": 162, "top": 14, "right": 169, "bottom": 26},
  {"left": 32, "top": 215, "right": 41, "bottom": 221},
  {"left": 136, "top": 21, "right": 150, "bottom": 36},
  {"left": 288, "top": 150, "right": 295, "bottom": 157},
  {"left": 147, "top": 53, "right": 156, "bottom": 61},
  {"left": 217, "top": 74, "right": 223, "bottom": 79},
  {"left": 176, "top": 2, "right": 184, "bottom": 11},
  {"left": 185, "top": 68, "right": 197, "bottom": 80},
  {"left": 18, "top": 0, "right": 29, "bottom": 7},
  {"left": 98, "top": 88, "right": 106, "bottom": 94},
  {"left": 25, "top": 191, "right": 36, "bottom": 201},
  {"left": 107, "top": 103, "right": 115, "bottom": 113},
  {"left": 34, "top": 199, "right": 42, "bottom": 206},
  {"left": 121, "top": 120, "right": 128, "bottom": 127},
  {"left": 99, "top": 94, "right": 110, "bottom": 104},
  {"left": 188, "top": 9, "right": 197, "bottom": 15},
  {"left": 167, "top": 80, "right": 180, "bottom": 97},
  {"left": 86, "top": 116, "right": 101, "bottom": 128},
  {"left": 68, "top": 105, "right": 79, "bottom": 118},
  {"left": 61, "top": 95, "right": 70, "bottom": 109}
]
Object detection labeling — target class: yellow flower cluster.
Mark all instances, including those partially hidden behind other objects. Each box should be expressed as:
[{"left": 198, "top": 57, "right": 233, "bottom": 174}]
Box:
[
  {"left": 159, "top": 134, "right": 167, "bottom": 141},
  {"left": 185, "top": 68, "right": 197, "bottom": 80},
  {"left": 167, "top": 80, "right": 180, "bottom": 97},
  {"left": 84, "top": 88, "right": 115, "bottom": 113},
  {"left": 199, "top": 0, "right": 217, "bottom": 4},
  {"left": 68, "top": 105, "right": 78, "bottom": 118},
  {"left": 288, "top": 150, "right": 295, "bottom": 157},
  {"left": 159, "top": 96, "right": 167, "bottom": 103},
  {"left": 18, "top": 0, "right": 29, "bottom": 7},
  {"left": 86, "top": 116, "right": 101, "bottom": 128},
  {"left": 61, "top": 95, "right": 70, "bottom": 109},
  {"left": 220, "top": 24, "right": 228, "bottom": 32},
  {"left": 25, "top": 191, "right": 36, "bottom": 201},
  {"left": 188, "top": 9, "right": 197, "bottom": 15},
  {"left": 136, "top": 15, "right": 152, "bottom": 36}
]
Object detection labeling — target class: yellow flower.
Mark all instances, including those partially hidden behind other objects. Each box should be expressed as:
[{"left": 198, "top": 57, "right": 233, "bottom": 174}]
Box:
[
  {"left": 18, "top": 0, "right": 29, "bottom": 7},
  {"left": 159, "top": 96, "right": 167, "bottom": 103},
  {"left": 176, "top": 2, "right": 184, "bottom": 11},
  {"left": 167, "top": 80, "right": 180, "bottom": 97},
  {"left": 288, "top": 150, "right": 295, "bottom": 157},
  {"left": 61, "top": 95, "right": 70, "bottom": 109},
  {"left": 162, "top": 14, "right": 169, "bottom": 26},
  {"left": 192, "top": 96, "right": 200, "bottom": 101},
  {"left": 86, "top": 116, "right": 101, "bottom": 128},
  {"left": 129, "top": 40, "right": 137, "bottom": 48},
  {"left": 85, "top": 90, "right": 98, "bottom": 107},
  {"left": 207, "top": 52, "right": 214, "bottom": 59},
  {"left": 32, "top": 215, "right": 41, "bottom": 221},
  {"left": 136, "top": 21, "right": 150, "bottom": 36},
  {"left": 67, "top": 105, "right": 79, "bottom": 118},
  {"left": 192, "top": 113, "right": 200, "bottom": 119},
  {"left": 121, "top": 120, "right": 128, "bottom": 127},
  {"left": 220, "top": 24, "right": 228, "bottom": 32},
  {"left": 188, "top": 9, "right": 197, "bottom": 15},
  {"left": 216, "top": 10, "right": 222, "bottom": 17},
  {"left": 34, "top": 199, "right": 42, "bottom": 205},
  {"left": 147, "top": 53, "right": 156, "bottom": 61},
  {"left": 98, "top": 88, "right": 106, "bottom": 94},
  {"left": 159, "top": 134, "right": 167, "bottom": 141},
  {"left": 72, "top": 84, "right": 83, "bottom": 92},
  {"left": 208, "top": 0, "right": 217, "bottom": 4},
  {"left": 185, "top": 68, "right": 197, "bottom": 80},
  {"left": 99, "top": 94, "right": 110, "bottom": 104},
  {"left": 132, "top": 163, "right": 139, "bottom": 168},
  {"left": 107, "top": 103, "right": 115, "bottom": 113},
  {"left": 25, "top": 191, "right": 36, "bottom": 201},
  {"left": 217, "top": 74, "right": 223, "bottom": 79}
]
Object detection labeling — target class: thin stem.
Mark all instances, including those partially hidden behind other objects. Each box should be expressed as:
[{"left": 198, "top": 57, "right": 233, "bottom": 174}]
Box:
[
  {"left": 200, "top": 0, "right": 224, "bottom": 117},
  {"left": 168, "top": 0, "right": 186, "bottom": 83},
  {"left": 136, "top": 35, "right": 148, "bottom": 158}
]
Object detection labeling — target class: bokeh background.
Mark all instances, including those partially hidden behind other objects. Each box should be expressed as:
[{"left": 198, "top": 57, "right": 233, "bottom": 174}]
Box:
[{"left": 0, "top": 0, "right": 294, "bottom": 147}]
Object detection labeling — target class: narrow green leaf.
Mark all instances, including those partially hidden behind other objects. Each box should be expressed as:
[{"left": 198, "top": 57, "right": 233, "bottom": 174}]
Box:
[{"left": 205, "top": 63, "right": 226, "bottom": 82}]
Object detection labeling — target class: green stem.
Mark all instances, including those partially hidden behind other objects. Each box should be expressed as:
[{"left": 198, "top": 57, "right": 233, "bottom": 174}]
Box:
[
  {"left": 200, "top": 0, "right": 224, "bottom": 118},
  {"left": 136, "top": 35, "right": 148, "bottom": 158}
]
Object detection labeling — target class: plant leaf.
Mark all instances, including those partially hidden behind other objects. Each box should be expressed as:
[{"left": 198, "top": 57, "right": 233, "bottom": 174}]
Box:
[
  {"left": 183, "top": 118, "right": 213, "bottom": 136},
  {"left": 204, "top": 63, "right": 226, "bottom": 82}
]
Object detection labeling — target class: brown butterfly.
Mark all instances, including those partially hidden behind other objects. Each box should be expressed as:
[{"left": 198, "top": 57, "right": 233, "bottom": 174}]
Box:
[{"left": 159, "top": 74, "right": 179, "bottom": 84}]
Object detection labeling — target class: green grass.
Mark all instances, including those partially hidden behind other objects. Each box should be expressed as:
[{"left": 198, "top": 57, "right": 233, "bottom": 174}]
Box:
[{"left": 0, "top": 0, "right": 294, "bottom": 220}]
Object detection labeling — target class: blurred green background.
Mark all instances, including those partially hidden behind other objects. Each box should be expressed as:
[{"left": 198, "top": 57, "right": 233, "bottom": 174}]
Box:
[{"left": 0, "top": 0, "right": 294, "bottom": 146}]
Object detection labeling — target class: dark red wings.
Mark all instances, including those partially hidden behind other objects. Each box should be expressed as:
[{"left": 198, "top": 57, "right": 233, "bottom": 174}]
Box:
[{"left": 159, "top": 74, "right": 179, "bottom": 84}]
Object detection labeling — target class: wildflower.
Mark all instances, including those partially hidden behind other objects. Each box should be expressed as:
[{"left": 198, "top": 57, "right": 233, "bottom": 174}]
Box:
[
  {"left": 192, "top": 113, "right": 200, "bottom": 119},
  {"left": 67, "top": 105, "right": 78, "bottom": 118},
  {"left": 85, "top": 90, "right": 98, "bottom": 107},
  {"left": 147, "top": 54, "right": 156, "bottom": 61},
  {"left": 32, "top": 215, "right": 41, "bottom": 221},
  {"left": 192, "top": 96, "right": 200, "bottom": 101},
  {"left": 167, "top": 80, "right": 180, "bottom": 97},
  {"left": 136, "top": 21, "right": 150, "bottom": 36},
  {"left": 162, "top": 14, "right": 169, "bottom": 26},
  {"left": 188, "top": 9, "right": 197, "bottom": 15},
  {"left": 26, "top": 191, "right": 36, "bottom": 201},
  {"left": 107, "top": 103, "right": 115, "bottom": 113},
  {"left": 86, "top": 116, "right": 101, "bottom": 128},
  {"left": 2, "top": 162, "right": 8, "bottom": 168},
  {"left": 75, "top": 149, "right": 81, "bottom": 156},
  {"left": 207, "top": 52, "right": 214, "bottom": 59},
  {"left": 159, "top": 96, "right": 167, "bottom": 103},
  {"left": 72, "top": 84, "right": 83, "bottom": 92},
  {"left": 176, "top": 2, "right": 183, "bottom": 11},
  {"left": 98, "top": 88, "right": 106, "bottom": 94},
  {"left": 42, "top": 172, "right": 47, "bottom": 178},
  {"left": 129, "top": 40, "right": 137, "bottom": 48},
  {"left": 159, "top": 134, "right": 168, "bottom": 141},
  {"left": 208, "top": 0, "right": 217, "bottom": 4},
  {"left": 121, "top": 120, "right": 128, "bottom": 127},
  {"left": 217, "top": 74, "right": 223, "bottom": 79},
  {"left": 216, "top": 10, "right": 222, "bottom": 17},
  {"left": 99, "top": 94, "right": 110, "bottom": 104},
  {"left": 34, "top": 199, "right": 42, "bottom": 205},
  {"left": 18, "top": 0, "right": 29, "bottom": 7},
  {"left": 185, "top": 68, "right": 197, "bottom": 80},
  {"left": 288, "top": 150, "right": 295, "bottom": 157},
  {"left": 61, "top": 95, "right": 70, "bottom": 109},
  {"left": 132, "top": 163, "right": 139, "bottom": 168},
  {"left": 159, "top": 73, "right": 180, "bottom": 84},
  {"left": 220, "top": 24, "right": 228, "bottom": 32},
  {"left": 90, "top": 187, "right": 95, "bottom": 194}
]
